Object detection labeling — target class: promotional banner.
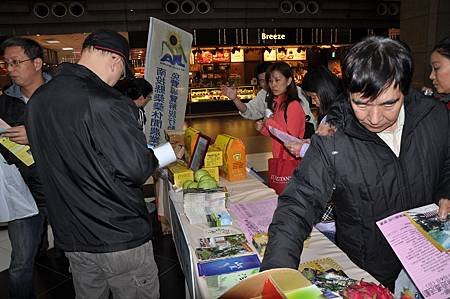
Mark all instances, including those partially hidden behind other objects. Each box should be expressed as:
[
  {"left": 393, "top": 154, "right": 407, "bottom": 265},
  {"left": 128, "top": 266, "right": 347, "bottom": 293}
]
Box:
[{"left": 144, "top": 18, "right": 193, "bottom": 147}]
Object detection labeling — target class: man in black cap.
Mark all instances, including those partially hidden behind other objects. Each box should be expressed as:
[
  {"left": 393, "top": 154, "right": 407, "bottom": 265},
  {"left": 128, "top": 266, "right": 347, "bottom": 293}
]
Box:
[{"left": 26, "top": 29, "right": 165, "bottom": 298}]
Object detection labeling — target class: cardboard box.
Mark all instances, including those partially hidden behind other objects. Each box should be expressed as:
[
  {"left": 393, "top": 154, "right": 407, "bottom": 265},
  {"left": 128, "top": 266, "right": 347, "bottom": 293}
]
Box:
[
  {"left": 204, "top": 146, "right": 223, "bottom": 168},
  {"left": 214, "top": 134, "right": 247, "bottom": 181},
  {"left": 167, "top": 162, "right": 194, "bottom": 187},
  {"left": 221, "top": 268, "right": 322, "bottom": 299}
]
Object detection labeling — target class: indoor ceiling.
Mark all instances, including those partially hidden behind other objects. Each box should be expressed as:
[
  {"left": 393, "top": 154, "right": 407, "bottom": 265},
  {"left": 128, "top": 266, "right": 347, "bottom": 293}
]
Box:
[{"left": 21, "top": 32, "right": 129, "bottom": 58}]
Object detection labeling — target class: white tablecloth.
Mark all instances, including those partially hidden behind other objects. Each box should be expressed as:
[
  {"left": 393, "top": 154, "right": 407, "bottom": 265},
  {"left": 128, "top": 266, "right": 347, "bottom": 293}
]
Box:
[{"left": 168, "top": 173, "right": 377, "bottom": 299}]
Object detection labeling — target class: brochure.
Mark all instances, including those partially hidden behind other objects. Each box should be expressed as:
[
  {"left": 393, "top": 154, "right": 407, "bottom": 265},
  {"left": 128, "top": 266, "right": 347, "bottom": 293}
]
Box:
[
  {"left": 268, "top": 126, "right": 302, "bottom": 144},
  {"left": 376, "top": 204, "right": 450, "bottom": 299},
  {"left": 197, "top": 254, "right": 261, "bottom": 277},
  {"left": 196, "top": 233, "right": 253, "bottom": 261},
  {"left": 403, "top": 203, "right": 449, "bottom": 252},
  {"left": 0, "top": 118, "right": 34, "bottom": 166}
]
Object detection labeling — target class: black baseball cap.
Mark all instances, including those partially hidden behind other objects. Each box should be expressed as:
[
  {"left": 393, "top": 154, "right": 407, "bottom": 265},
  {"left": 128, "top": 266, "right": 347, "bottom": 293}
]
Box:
[{"left": 83, "top": 29, "right": 134, "bottom": 79}]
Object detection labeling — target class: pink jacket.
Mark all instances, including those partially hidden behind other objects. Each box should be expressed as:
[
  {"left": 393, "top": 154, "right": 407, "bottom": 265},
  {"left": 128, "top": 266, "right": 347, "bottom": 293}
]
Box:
[{"left": 260, "top": 95, "right": 306, "bottom": 160}]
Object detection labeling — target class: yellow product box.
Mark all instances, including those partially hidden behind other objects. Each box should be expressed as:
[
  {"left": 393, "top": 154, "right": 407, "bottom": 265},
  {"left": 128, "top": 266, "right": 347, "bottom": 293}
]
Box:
[
  {"left": 203, "top": 146, "right": 223, "bottom": 168},
  {"left": 213, "top": 134, "right": 247, "bottom": 181},
  {"left": 184, "top": 127, "right": 200, "bottom": 162},
  {"left": 200, "top": 166, "right": 219, "bottom": 182},
  {"left": 167, "top": 162, "right": 194, "bottom": 188}
]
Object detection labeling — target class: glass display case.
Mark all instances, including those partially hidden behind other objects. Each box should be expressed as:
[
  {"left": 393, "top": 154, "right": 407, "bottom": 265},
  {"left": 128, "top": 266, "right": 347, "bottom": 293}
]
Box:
[{"left": 189, "top": 85, "right": 257, "bottom": 103}]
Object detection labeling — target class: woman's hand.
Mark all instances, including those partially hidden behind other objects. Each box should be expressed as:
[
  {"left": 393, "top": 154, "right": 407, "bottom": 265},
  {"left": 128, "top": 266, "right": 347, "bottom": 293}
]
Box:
[{"left": 255, "top": 120, "right": 265, "bottom": 132}]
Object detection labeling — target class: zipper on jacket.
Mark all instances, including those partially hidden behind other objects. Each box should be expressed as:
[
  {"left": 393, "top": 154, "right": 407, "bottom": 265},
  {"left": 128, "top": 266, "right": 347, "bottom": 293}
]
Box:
[{"left": 371, "top": 136, "right": 409, "bottom": 212}]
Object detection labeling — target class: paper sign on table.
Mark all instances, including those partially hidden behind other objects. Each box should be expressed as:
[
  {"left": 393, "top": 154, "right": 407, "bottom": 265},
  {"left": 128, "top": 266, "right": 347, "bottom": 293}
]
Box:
[
  {"left": 229, "top": 197, "right": 278, "bottom": 243},
  {"left": 376, "top": 205, "right": 450, "bottom": 299}
]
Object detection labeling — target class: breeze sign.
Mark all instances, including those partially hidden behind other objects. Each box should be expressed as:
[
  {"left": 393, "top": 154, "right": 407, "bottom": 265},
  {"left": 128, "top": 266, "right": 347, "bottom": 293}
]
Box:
[{"left": 261, "top": 33, "right": 286, "bottom": 40}]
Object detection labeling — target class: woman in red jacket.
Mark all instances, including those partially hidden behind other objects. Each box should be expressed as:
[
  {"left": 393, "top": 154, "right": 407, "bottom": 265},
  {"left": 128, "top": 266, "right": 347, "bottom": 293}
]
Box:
[{"left": 256, "top": 62, "right": 306, "bottom": 194}]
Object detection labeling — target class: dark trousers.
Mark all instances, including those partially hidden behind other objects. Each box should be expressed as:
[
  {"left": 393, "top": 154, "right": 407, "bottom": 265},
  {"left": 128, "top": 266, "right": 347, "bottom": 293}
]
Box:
[{"left": 8, "top": 208, "right": 47, "bottom": 299}]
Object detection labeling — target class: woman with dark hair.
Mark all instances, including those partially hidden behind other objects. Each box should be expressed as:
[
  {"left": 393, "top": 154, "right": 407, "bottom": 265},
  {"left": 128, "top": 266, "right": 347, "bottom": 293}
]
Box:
[
  {"left": 285, "top": 66, "right": 342, "bottom": 157},
  {"left": 429, "top": 36, "right": 450, "bottom": 109},
  {"left": 301, "top": 65, "right": 342, "bottom": 123},
  {"left": 256, "top": 61, "right": 306, "bottom": 194}
]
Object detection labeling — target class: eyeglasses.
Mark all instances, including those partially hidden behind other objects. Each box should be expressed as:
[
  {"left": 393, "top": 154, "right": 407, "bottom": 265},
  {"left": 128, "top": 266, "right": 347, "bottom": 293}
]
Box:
[{"left": 0, "top": 57, "right": 35, "bottom": 69}]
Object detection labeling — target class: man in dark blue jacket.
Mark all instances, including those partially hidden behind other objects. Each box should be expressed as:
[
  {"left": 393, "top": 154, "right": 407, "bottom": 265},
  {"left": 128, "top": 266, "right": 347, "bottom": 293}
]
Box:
[
  {"left": 261, "top": 36, "right": 450, "bottom": 291},
  {"left": 0, "top": 37, "right": 50, "bottom": 299}
]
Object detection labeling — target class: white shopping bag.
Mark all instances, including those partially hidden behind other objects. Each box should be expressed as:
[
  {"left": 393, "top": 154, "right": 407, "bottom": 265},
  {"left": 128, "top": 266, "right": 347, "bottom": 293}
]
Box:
[{"left": 0, "top": 155, "right": 38, "bottom": 222}]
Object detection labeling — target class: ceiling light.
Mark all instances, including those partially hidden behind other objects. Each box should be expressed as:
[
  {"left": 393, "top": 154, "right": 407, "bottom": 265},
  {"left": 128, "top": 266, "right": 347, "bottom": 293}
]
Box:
[
  {"left": 62, "top": 47, "right": 73, "bottom": 51},
  {"left": 46, "top": 40, "right": 61, "bottom": 44}
]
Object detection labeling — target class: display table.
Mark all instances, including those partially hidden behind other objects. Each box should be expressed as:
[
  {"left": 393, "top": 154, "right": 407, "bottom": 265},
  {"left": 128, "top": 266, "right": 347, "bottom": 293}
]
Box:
[{"left": 168, "top": 173, "right": 377, "bottom": 299}]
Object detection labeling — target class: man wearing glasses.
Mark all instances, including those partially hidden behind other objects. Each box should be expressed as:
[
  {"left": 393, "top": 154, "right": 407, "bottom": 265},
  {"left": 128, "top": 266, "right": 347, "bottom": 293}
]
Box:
[
  {"left": 26, "top": 29, "right": 166, "bottom": 298},
  {"left": 0, "top": 37, "right": 50, "bottom": 299}
]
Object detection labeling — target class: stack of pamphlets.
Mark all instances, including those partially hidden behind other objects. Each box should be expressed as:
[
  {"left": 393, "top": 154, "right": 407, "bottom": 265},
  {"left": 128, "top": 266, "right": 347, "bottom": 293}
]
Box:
[
  {"left": 183, "top": 188, "right": 229, "bottom": 225},
  {"left": 196, "top": 233, "right": 254, "bottom": 261}
]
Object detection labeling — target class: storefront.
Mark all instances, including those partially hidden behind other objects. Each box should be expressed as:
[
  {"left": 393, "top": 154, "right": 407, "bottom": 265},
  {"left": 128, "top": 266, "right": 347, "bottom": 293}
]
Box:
[
  {"left": 1, "top": 26, "right": 396, "bottom": 115},
  {"left": 128, "top": 27, "right": 386, "bottom": 115}
]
